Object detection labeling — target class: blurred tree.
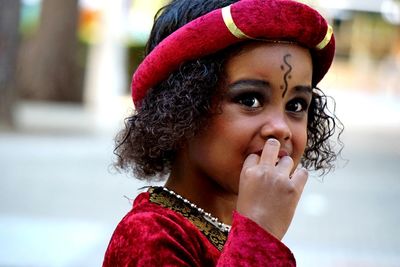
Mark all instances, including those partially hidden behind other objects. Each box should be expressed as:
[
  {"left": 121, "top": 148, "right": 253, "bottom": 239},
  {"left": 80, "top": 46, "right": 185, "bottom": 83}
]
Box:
[
  {"left": 17, "top": 0, "right": 83, "bottom": 102},
  {"left": 0, "top": 0, "right": 21, "bottom": 127}
]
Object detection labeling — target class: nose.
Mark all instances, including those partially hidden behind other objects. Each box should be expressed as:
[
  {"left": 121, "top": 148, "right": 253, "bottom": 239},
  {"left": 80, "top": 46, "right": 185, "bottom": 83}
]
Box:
[{"left": 259, "top": 111, "right": 292, "bottom": 142}]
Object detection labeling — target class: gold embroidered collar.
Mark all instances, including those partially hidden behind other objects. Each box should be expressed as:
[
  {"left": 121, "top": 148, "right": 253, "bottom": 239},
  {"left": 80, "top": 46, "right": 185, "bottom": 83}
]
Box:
[{"left": 148, "top": 187, "right": 228, "bottom": 251}]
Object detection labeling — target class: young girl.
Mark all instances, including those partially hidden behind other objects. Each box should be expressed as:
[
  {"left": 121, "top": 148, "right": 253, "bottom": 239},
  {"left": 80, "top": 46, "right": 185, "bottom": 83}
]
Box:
[{"left": 103, "top": 0, "right": 341, "bottom": 265}]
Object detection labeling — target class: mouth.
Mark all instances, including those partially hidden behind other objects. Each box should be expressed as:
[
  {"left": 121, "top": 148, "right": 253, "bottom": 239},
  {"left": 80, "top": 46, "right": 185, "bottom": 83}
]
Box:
[
  {"left": 253, "top": 149, "right": 291, "bottom": 159},
  {"left": 278, "top": 150, "right": 289, "bottom": 158}
]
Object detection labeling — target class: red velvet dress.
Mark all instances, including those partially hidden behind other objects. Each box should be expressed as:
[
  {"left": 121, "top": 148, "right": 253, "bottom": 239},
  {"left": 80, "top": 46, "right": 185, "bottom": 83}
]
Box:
[{"left": 103, "top": 187, "right": 296, "bottom": 266}]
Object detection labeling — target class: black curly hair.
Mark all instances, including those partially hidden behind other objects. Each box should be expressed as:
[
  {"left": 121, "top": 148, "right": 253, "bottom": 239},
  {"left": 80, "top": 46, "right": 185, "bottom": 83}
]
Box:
[{"left": 114, "top": 0, "right": 343, "bottom": 180}]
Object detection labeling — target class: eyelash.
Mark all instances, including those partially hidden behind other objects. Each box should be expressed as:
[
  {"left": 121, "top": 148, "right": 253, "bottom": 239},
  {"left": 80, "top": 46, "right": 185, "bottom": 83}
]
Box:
[
  {"left": 233, "top": 92, "right": 264, "bottom": 109},
  {"left": 234, "top": 93, "right": 309, "bottom": 113},
  {"left": 286, "top": 98, "right": 309, "bottom": 113}
]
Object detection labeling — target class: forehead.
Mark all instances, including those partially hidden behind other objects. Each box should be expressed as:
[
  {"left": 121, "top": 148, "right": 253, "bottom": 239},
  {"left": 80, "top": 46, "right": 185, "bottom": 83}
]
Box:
[{"left": 224, "top": 42, "right": 313, "bottom": 83}]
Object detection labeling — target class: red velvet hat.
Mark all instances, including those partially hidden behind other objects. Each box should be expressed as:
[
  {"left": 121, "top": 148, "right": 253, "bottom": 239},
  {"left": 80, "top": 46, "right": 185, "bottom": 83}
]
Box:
[{"left": 132, "top": 0, "right": 335, "bottom": 107}]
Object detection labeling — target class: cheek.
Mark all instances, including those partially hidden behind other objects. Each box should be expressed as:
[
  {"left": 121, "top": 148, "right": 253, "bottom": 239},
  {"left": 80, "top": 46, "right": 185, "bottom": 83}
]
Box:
[
  {"left": 207, "top": 118, "right": 247, "bottom": 154},
  {"left": 202, "top": 114, "right": 251, "bottom": 165},
  {"left": 292, "top": 122, "right": 308, "bottom": 163},
  {"left": 299, "top": 130, "right": 308, "bottom": 152}
]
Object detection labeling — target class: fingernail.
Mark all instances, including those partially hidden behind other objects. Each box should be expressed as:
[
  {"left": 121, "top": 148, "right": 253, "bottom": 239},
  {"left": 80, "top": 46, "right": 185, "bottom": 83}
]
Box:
[
  {"left": 300, "top": 167, "right": 309, "bottom": 176},
  {"left": 267, "top": 138, "right": 279, "bottom": 146}
]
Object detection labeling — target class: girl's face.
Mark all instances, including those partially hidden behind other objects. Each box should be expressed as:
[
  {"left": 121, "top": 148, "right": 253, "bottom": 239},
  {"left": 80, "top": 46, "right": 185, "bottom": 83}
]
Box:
[{"left": 185, "top": 43, "right": 313, "bottom": 195}]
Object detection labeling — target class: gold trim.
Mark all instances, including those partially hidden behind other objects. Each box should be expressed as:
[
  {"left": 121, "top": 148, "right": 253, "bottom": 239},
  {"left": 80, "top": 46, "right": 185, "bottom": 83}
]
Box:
[
  {"left": 222, "top": 5, "right": 252, "bottom": 39},
  {"left": 316, "top": 24, "right": 333, "bottom": 50},
  {"left": 148, "top": 187, "right": 228, "bottom": 251}
]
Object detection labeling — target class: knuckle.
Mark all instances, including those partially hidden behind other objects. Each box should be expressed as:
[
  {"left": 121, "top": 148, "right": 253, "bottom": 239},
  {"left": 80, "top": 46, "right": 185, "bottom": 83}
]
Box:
[
  {"left": 244, "top": 166, "right": 264, "bottom": 178},
  {"left": 275, "top": 171, "right": 287, "bottom": 181},
  {"left": 286, "top": 183, "right": 297, "bottom": 194}
]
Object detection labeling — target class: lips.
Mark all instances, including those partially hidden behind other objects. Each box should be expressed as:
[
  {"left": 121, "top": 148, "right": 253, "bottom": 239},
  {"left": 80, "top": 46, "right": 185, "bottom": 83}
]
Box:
[{"left": 278, "top": 150, "right": 289, "bottom": 158}]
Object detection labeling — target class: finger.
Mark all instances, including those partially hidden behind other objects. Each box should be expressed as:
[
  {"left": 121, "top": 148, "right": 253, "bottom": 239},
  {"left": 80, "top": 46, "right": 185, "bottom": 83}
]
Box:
[
  {"left": 259, "top": 138, "right": 280, "bottom": 165},
  {"left": 275, "top": 156, "right": 294, "bottom": 177},
  {"left": 291, "top": 167, "right": 309, "bottom": 193},
  {"left": 240, "top": 154, "right": 260, "bottom": 184},
  {"left": 242, "top": 153, "right": 259, "bottom": 170}
]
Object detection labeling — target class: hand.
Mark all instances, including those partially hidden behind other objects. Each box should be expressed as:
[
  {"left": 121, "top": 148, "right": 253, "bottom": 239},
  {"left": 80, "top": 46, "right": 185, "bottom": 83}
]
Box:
[{"left": 236, "top": 138, "right": 308, "bottom": 240}]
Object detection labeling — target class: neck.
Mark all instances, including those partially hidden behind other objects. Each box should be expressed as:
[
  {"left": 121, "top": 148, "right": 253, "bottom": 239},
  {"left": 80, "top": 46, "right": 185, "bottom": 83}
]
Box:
[{"left": 165, "top": 152, "right": 237, "bottom": 225}]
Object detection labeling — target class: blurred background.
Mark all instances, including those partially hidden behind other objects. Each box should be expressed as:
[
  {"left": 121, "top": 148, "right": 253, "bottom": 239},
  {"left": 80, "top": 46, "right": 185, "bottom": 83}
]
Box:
[{"left": 0, "top": 0, "right": 399, "bottom": 266}]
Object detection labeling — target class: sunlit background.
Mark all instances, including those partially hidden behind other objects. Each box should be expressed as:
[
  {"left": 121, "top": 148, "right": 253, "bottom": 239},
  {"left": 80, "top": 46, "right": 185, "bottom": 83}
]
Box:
[{"left": 1, "top": 0, "right": 399, "bottom": 266}]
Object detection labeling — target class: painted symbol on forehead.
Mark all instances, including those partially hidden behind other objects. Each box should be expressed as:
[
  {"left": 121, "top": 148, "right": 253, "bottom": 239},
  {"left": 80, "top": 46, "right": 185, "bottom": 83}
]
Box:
[{"left": 280, "top": 54, "right": 292, "bottom": 98}]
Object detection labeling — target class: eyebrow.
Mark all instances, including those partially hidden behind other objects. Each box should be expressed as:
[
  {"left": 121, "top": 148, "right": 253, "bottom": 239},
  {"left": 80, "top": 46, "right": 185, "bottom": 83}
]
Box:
[
  {"left": 228, "top": 79, "right": 271, "bottom": 90},
  {"left": 293, "top": 85, "right": 313, "bottom": 94},
  {"left": 227, "top": 80, "right": 312, "bottom": 96}
]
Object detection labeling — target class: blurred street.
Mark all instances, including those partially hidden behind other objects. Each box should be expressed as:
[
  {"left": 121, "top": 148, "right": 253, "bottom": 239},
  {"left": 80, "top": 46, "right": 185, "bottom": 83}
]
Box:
[{"left": 1, "top": 88, "right": 399, "bottom": 267}]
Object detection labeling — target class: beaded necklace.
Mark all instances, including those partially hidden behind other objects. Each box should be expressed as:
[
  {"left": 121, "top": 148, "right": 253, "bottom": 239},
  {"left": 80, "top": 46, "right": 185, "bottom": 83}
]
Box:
[{"left": 157, "top": 186, "right": 232, "bottom": 233}]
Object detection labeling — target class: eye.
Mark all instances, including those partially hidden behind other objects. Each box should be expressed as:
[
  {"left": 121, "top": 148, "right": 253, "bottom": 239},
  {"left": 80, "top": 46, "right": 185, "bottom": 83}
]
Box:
[
  {"left": 286, "top": 98, "right": 308, "bottom": 113},
  {"left": 236, "top": 93, "right": 262, "bottom": 108}
]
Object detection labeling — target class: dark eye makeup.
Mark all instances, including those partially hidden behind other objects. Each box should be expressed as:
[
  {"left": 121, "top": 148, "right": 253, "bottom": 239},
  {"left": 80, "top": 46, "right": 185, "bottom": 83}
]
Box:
[
  {"left": 234, "top": 92, "right": 264, "bottom": 108},
  {"left": 226, "top": 79, "right": 271, "bottom": 109},
  {"left": 286, "top": 97, "right": 310, "bottom": 113},
  {"left": 225, "top": 79, "right": 311, "bottom": 113}
]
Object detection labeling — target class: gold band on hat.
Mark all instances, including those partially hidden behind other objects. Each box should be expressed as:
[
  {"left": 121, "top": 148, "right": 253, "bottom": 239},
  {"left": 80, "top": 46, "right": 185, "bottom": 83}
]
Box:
[
  {"left": 222, "top": 4, "right": 333, "bottom": 50},
  {"left": 316, "top": 24, "right": 333, "bottom": 50},
  {"left": 222, "top": 5, "right": 253, "bottom": 39}
]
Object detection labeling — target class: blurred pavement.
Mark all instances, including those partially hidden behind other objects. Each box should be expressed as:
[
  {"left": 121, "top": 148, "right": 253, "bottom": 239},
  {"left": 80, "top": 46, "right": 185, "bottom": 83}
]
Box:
[{"left": 1, "top": 89, "right": 399, "bottom": 267}]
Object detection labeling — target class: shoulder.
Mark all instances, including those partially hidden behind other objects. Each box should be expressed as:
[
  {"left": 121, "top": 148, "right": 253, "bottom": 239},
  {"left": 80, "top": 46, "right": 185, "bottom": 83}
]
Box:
[{"left": 103, "top": 192, "right": 210, "bottom": 266}]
